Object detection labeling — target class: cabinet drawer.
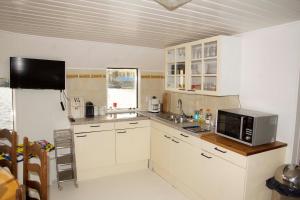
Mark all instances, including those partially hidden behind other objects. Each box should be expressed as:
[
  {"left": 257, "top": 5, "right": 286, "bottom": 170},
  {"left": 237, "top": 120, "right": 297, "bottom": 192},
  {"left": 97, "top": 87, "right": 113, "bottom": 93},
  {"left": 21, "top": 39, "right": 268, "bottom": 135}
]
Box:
[
  {"left": 73, "top": 122, "right": 114, "bottom": 133},
  {"left": 201, "top": 140, "right": 247, "bottom": 168},
  {"left": 151, "top": 120, "right": 176, "bottom": 136},
  {"left": 115, "top": 120, "right": 150, "bottom": 130}
]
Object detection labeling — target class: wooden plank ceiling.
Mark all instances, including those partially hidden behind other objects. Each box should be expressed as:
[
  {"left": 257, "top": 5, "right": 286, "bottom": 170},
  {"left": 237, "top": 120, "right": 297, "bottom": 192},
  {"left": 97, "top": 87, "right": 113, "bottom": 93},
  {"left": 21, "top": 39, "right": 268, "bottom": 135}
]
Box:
[{"left": 0, "top": 0, "right": 300, "bottom": 48}]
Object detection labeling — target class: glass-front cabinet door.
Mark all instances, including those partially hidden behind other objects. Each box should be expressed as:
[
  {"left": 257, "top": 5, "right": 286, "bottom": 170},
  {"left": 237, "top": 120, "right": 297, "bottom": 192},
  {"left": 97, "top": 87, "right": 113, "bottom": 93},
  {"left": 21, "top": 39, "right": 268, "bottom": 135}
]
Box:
[
  {"left": 190, "top": 43, "right": 202, "bottom": 91},
  {"left": 165, "top": 46, "right": 186, "bottom": 91},
  {"left": 188, "top": 39, "right": 218, "bottom": 93},
  {"left": 203, "top": 40, "right": 218, "bottom": 92},
  {"left": 175, "top": 47, "right": 186, "bottom": 90},
  {"left": 166, "top": 49, "right": 175, "bottom": 89}
]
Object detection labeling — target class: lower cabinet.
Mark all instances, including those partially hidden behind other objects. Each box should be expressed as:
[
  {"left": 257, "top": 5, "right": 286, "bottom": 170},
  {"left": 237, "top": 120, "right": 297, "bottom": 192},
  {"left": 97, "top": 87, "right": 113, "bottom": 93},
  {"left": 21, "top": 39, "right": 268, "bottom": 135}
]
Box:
[
  {"left": 151, "top": 127, "right": 172, "bottom": 172},
  {"left": 74, "top": 130, "right": 116, "bottom": 171},
  {"left": 116, "top": 127, "right": 150, "bottom": 164},
  {"left": 151, "top": 125, "right": 246, "bottom": 200},
  {"left": 170, "top": 137, "right": 199, "bottom": 192},
  {"left": 196, "top": 150, "right": 246, "bottom": 200}
]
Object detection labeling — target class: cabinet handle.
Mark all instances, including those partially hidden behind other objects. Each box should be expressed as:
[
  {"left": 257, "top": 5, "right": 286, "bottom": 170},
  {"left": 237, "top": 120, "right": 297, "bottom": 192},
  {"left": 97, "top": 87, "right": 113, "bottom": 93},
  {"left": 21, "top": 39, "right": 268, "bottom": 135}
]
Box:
[
  {"left": 187, "top": 89, "right": 195, "bottom": 92},
  {"left": 172, "top": 139, "right": 179, "bottom": 143},
  {"left": 76, "top": 135, "right": 87, "bottom": 138},
  {"left": 201, "top": 153, "right": 212, "bottom": 159},
  {"left": 178, "top": 89, "right": 185, "bottom": 91},
  {"left": 180, "top": 133, "right": 189, "bottom": 138},
  {"left": 129, "top": 122, "right": 138, "bottom": 125},
  {"left": 90, "top": 125, "right": 100, "bottom": 127},
  {"left": 117, "top": 131, "right": 127, "bottom": 134},
  {"left": 214, "top": 147, "right": 227, "bottom": 153},
  {"left": 164, "top": 135, "right": 171, "bottom": 139}
]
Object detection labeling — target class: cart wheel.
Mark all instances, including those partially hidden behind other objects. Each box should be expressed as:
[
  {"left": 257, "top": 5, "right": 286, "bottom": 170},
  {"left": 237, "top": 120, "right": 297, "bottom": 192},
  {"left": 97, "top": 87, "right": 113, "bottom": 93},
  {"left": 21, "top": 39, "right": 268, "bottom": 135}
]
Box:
[{"left": 58, "top": 184, "right": 63, "bottom": 191}]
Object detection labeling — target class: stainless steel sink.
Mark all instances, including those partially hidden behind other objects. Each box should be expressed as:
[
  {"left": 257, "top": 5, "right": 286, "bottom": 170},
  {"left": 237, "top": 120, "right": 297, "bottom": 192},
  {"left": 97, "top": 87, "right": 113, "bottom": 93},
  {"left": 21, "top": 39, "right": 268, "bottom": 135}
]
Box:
[
  {"left": 182, "top": 125, "right": 210, "bottom": 133},
  {"left": 155, "top": 113, "right": 191, "bottom": 123}
]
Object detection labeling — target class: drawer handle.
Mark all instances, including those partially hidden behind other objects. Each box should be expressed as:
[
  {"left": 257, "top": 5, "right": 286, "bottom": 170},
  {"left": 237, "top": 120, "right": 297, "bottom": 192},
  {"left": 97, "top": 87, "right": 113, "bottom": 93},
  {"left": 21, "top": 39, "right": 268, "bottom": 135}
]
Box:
[
  {"left": 129, "top": 122, "right": 138, "bottom": 125},
  {"left": 180, "top": 133, "right": 189, "bottom": 138},
  {"left": 178, "top": 89, "right": 185, "bottom": 91},
  {"left": 187, "top": 89, "right": 195, "bottom": 92},
  {"left": 164, "top": 135, "right": 171, "bottom": 139},
  {"left": 214, "top": 147, "right": 227, "bottom": 153},
  {"left": 90, "top": 125, "right": 100, "bottom": 128},
  {"left": 76, "top": 135, "right": 87, "bottom": 138},
  {"left": 201, "top": 153, "right": 212, "bottom": 159},
  {"left": 117, "top": 131, "right": 127, "bottom": 134},
  {"left": 172, "top": 139, "right": 179, "bottom": 143}
]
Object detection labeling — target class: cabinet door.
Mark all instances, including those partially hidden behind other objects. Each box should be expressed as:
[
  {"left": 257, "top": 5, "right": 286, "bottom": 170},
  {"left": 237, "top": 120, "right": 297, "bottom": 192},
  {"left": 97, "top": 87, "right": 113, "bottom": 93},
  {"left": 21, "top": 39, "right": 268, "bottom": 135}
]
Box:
[
  {"left": 74, "top": 130, "right": 115, "bottom": 171},
  {"left": 150, "top": 127, "right": 171, "bottom": 171},
  {"left": 116, "top": 127, "right": 150, "bottom": 164},
  {"left": 198, "top": 150, "right": 246, "bottom": 200},
  {"left": 170, "top": 137, "right": 200, "bottom": 191},
  {"left": 165, "top": 46, "right": 187, "bottom": 91},
  {"left": 190, "top": 42, "right": 203, "bottom": 92},
  {"left": 203, "top": 40, "right": 218, "bottom": 92}
]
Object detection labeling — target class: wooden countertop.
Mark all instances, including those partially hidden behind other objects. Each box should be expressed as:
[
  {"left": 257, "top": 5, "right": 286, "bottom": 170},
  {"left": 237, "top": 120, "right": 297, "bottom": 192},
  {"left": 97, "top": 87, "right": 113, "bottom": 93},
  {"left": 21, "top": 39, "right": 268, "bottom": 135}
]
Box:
[{"left": 200, "top": 133, "right": 287, "bottom": 156}]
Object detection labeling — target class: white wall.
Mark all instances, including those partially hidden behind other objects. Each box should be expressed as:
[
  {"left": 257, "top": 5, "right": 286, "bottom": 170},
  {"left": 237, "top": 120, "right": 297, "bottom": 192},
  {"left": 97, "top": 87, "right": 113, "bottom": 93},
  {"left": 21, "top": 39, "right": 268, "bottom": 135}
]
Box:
[
  {"left": 239, "top": 21, "right": 300, "bottom": 163},
  {"left": 0, "top": 30, "right": 164, "bottom": 182}
]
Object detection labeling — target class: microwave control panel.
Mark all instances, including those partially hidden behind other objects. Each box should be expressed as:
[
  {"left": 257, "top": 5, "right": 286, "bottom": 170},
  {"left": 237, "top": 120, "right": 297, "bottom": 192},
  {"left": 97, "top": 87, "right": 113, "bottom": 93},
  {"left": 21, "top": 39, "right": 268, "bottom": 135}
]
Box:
[{"left": 242, "top": 117, "right": 254, "bottom": 143}]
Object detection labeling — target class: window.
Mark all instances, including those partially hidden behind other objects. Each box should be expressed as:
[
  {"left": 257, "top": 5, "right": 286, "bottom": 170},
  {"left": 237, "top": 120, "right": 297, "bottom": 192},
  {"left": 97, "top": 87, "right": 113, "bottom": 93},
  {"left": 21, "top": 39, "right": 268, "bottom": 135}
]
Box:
[
  {"left": 106, "top": 68, "right": 138, "bottom": 109},
  {"left": 0, "top": 79, "right": 13, "bottom": 130}
]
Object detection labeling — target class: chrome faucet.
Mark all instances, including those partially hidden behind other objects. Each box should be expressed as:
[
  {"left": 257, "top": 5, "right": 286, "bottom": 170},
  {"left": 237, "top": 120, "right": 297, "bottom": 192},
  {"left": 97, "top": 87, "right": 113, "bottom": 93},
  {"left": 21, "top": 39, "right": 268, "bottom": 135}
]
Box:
[{"left": 177, "top": 99, "right": 185, "bottom": 117}]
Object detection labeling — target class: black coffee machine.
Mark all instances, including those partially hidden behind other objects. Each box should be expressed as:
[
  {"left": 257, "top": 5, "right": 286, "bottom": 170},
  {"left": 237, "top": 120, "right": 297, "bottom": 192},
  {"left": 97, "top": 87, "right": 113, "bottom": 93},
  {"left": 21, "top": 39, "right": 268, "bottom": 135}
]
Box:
[{"left": 85, "top": 101, "right": 94, "bottom": 118}]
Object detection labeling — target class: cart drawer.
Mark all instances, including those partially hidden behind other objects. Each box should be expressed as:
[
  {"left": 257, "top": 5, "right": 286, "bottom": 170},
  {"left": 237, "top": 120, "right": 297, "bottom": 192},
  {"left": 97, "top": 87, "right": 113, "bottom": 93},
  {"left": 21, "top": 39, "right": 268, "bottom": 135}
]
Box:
[
  {"left": 58, "top": 169, "right": 74, "bottom": 181},
  {"left": 57, "top": 154, "right": 73, "bottom": 164}
]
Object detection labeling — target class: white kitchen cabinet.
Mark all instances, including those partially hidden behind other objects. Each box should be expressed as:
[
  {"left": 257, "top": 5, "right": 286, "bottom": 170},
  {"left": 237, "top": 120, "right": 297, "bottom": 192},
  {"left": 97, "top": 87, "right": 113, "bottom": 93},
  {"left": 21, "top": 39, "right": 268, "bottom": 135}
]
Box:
[
  {"left": 165, "top": 44, "right": 187, "bottom": 91},
  {"left": 165, "top": 35, "right": 241, "bottom": 96},
  {"left": 116, "top": 127, "right": 150, "bottom": 164},
  {"left": 74, "top": 130, "right": 115, "bottom": 171},
  {"left": 169, "top": 137, "right": 199, "bottom": 192},
  {"left": 150, "top": 121, "right": 286, "bottom": 200},
  {"left": 151, "top": 127, "right": 172, "bottom": 173},
  {"left": 197, "top": 150, "right": 246, "bottom": 200}
]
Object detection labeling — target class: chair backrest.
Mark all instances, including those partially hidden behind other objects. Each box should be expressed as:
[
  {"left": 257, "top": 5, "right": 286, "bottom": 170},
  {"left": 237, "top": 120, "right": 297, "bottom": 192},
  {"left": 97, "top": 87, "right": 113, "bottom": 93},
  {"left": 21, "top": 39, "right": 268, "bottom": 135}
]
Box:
[
  {"left": 23, "top": 137, "right": 48, "bottom": 200},
  {"left": 16, "top": 184, "right": 25, "bottom": 200},
  {"left": 0, "top": 129, "right": 17, "bottom": 178}
]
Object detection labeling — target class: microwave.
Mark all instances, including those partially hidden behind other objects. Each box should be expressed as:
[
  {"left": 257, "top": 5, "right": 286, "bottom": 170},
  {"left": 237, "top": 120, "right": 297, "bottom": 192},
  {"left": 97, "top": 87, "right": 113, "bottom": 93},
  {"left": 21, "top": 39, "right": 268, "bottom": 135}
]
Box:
[{"left": 216, "top": 108, "right": 278, "bottom": 146}]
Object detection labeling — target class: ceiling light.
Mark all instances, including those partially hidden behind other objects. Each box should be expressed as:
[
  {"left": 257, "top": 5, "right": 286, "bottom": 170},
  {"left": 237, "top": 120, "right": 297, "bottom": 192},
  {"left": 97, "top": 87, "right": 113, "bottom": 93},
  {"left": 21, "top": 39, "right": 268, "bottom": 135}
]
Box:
[{"left": 154, "top": 0, "right": 192, "bottom": 11}]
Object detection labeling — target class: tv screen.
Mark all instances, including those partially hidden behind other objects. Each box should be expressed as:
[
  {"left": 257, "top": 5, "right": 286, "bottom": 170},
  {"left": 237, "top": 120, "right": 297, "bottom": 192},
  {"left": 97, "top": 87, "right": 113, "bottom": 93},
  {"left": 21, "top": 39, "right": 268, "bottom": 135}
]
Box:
[{"left": 10, "top": 57, "right": 65, "bottom": 90}]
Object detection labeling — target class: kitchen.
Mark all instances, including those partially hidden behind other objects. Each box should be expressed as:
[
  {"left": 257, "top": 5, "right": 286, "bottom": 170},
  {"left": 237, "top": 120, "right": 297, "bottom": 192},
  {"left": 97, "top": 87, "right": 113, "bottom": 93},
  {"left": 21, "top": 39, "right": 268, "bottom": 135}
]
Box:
[{"left": 0, "top": 0, "right": 300, "bottom": 200}]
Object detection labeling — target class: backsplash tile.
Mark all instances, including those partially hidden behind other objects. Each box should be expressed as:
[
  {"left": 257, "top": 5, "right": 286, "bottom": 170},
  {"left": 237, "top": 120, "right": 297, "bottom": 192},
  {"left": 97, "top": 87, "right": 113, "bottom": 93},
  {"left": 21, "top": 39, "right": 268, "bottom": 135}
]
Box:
[
  {"left": 167, "top": 92, "right": 240, "bottom": 120},
  {"left": 66, "top": 69, "right": 165, "bottom": 109},
  {"left": 66, "top": 69, "right": 239, "bottom": 118}
]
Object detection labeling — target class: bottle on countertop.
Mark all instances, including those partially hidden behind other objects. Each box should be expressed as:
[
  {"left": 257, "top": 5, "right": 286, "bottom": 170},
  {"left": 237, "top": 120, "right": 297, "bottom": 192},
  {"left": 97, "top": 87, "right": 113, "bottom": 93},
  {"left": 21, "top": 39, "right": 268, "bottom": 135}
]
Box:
[
  {"left": 198, "top": 108, "right": 205, "bottom": 127},
  {"left": 205, "top": 109, "right": 212, "bottom": 130}
]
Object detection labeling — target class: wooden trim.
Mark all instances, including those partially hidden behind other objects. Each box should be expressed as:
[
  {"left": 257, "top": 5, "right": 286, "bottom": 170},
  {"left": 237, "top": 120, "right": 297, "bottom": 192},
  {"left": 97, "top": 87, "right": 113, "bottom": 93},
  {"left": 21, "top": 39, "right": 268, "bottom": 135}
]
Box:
[{"left": 200, "top": 133, "right": 287, "bottom": 156}]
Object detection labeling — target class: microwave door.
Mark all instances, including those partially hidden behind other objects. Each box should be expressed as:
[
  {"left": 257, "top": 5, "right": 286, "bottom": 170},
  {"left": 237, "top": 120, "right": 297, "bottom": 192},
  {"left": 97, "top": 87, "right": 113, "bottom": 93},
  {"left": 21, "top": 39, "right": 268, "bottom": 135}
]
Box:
[{"left": 217, "top": 112, "right": 242, "bottom": 140}]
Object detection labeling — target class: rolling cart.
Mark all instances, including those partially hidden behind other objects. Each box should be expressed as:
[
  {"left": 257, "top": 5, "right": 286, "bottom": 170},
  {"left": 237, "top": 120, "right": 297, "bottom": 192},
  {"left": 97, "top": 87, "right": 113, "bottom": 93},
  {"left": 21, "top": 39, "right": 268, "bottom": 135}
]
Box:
[{"left": 53, "top": 129, "right": 78, "bottom": 190}]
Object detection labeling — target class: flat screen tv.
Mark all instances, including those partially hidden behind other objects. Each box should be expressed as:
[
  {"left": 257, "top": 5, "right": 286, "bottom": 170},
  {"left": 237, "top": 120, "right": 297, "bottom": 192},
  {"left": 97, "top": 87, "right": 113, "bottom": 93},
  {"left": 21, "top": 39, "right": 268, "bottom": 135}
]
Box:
[{"left": 10, "top": 57, "right": 65, "bottom": 90}]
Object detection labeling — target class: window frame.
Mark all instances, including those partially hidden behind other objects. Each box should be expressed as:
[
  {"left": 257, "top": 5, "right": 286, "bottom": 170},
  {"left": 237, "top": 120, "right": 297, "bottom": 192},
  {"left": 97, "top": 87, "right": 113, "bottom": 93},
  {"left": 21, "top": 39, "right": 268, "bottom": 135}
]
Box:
[{"left": 106, "top": 67, "right": 139, "bottom": 110}]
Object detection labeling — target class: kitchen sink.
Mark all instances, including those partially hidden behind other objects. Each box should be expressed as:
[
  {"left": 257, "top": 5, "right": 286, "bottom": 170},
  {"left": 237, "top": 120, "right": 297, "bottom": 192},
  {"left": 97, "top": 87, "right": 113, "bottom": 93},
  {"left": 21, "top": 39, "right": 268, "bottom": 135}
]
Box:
[{"left": 182, "top": 125, "right": 210, "bottom": 133}]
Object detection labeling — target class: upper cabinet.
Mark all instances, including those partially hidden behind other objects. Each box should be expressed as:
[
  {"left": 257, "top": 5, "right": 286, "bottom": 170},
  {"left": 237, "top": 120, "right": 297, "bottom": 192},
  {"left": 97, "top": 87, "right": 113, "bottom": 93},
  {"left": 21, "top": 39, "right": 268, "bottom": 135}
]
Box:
[
  {"left": 166, "top": 45, "right": 187, "bottom": 91},
  {"left": 165, "top": 36, "right": 241, "bottom": 96}
]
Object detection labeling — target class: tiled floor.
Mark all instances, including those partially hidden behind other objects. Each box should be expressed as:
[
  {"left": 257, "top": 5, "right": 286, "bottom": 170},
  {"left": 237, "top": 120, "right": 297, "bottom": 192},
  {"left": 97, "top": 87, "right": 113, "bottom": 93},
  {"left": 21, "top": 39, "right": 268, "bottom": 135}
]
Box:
[{"left": 50, "top": 170, "right": 189, "bottom": 200}]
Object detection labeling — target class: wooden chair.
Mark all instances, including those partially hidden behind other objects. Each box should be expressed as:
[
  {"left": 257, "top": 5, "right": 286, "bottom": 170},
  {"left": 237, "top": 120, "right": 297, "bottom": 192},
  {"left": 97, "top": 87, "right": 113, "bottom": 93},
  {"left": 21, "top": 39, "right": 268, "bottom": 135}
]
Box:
[
  {"left": 23, "top": 137, "right": 48, "bottom": 200},
  {"left": 16, "top": 184, "right": 26, "bottom": 200},
  {"left": 0, "top": 129, "right": 17, "bottom": 178}
]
